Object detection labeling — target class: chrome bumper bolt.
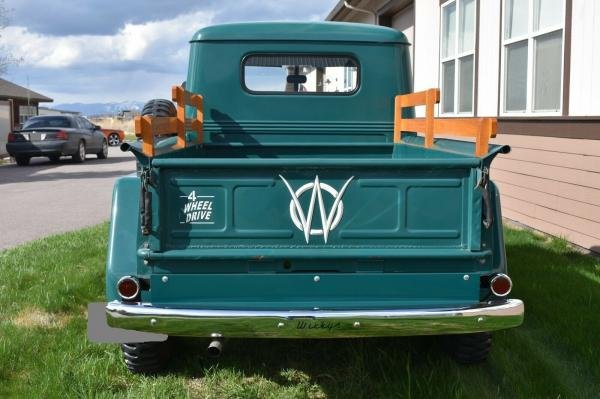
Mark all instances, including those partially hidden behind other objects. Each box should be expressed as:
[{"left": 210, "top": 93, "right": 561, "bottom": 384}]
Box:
[
  {"left": 463, "top": 274, "right": 470, "bottom": 281},
  {"left": 313, "top": 275, "right": 320, "bottom": 282},
  {"left": 277, "top": 322, "right": 285, "bottom": 328},
  {"left": 353, "top": 321, "right": 360, "bottom": 328},
  {"left": 161, "top": 276, "right": 168, "bottom": 283},
  {"left": 150, "top": 318, "right": 157, "bottom": 326}
]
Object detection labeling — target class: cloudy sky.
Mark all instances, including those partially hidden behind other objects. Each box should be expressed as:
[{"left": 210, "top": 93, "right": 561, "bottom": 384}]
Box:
[{"left": 1, "top": 0, "right": 338, "bottom": 104}]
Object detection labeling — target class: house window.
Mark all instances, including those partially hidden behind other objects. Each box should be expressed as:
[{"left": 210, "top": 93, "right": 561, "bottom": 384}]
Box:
[
  {"left": 19, "top": 105, "right": 37, "bottom": 124},
  {"left": 440, "top": 0, "right": 476, "bottom": 115},
  {"left": 343, "top": 67, "right": 356, "bottom": 91},
  {"left": 502, "top": 0, "right": 565, "bottom": 114}
]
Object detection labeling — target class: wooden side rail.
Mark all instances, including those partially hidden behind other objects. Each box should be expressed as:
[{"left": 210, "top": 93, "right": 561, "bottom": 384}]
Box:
[
  {"left": 394, "top": 88, "right": 497, "bottom": 157},
  {"left": 134, "top": 85, "right": 204, "bottom": 157}
]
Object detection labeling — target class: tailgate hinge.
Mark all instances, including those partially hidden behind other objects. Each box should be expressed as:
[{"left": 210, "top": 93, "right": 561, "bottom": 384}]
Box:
[
  {"left": 140, "top": 167, "right": 153, "bottom": 235},
  {"left": 476, "top": 166, "right": 493, "bottom": 229}
]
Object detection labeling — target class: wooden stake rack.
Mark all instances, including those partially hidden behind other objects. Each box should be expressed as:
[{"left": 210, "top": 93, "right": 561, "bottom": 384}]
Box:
[
  {"left": 134, "top": 86, "right": 204, "bottom": 157},
  {"left": 394, "top": 88, "right": 497, "bottom": 157}
]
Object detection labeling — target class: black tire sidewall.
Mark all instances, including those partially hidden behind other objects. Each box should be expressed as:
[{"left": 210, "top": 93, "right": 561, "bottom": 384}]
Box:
[
  {"left": 444, "top": 332, "right": 492, "bottom": 364},
  {"left": 141, "top": 99, "right": 176, "bottom": 118},
  {"left": 15, "top": 156, "right": 30, "bottom": 166},
  {"left": 97, "top": 140, "right": 108, "bottom": 159},
  {"left": 73, "top": 141, "right": 86, "bottom": 163},
  {"left": 120, "top": 341, "right": 169, "bottom": 374}
]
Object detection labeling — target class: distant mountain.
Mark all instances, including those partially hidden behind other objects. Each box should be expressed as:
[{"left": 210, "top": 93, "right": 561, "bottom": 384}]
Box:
[{"left": 50, "top": 101, "right": 145, "bottom": 117}]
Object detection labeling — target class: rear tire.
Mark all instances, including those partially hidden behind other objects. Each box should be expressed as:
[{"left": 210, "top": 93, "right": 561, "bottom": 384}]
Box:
[
  {"left": 97, "top": 140, "right": 108, "bottom": 159},
  {"left": 445, "top": 332, "right": 492, "bottom": 364},
  {"left": 121, "top": 341, "right": 169, "bottom": 374},
  {"left": 15, "top": 156, "right": 30, "bottom": 166},
  {"left": 72, "top": 140, "right": 86, "bottom": 163}
]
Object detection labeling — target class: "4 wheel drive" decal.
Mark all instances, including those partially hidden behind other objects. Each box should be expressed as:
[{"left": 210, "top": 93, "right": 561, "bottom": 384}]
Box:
[{"left": 180, "top": 190, "right": 214, "bottom": 224}]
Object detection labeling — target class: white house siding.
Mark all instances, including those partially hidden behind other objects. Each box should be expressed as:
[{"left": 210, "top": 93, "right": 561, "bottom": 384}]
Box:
[
  {"left": 391, "top": 4, "right": 415, "bottom": 80},
  {"left": 477, "top": 0, "right": 501, "bottom": 116},
  {"left": 569, "top": 0, "right": 600, "bottom": 116},
  {"left": 413, "top": 1, "right": 440, "bottom": 116},
  {"left": 344, "top": 12, "right": 372, "bottom": 23}
]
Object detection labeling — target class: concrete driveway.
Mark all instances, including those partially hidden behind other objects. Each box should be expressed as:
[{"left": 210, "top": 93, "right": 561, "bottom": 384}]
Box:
[{"left": 0, "top": 147, "right": 136, "bottom": 250}]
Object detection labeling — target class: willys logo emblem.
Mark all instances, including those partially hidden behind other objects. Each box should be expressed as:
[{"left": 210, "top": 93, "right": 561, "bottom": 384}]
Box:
[{"left": 279, "top": 175, "right": 354, "bottom": 243}]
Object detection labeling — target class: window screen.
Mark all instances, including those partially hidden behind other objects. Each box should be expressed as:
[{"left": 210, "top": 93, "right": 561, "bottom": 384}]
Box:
[{"left": 243, "top": 54, "right": 359, "bottom": 94}]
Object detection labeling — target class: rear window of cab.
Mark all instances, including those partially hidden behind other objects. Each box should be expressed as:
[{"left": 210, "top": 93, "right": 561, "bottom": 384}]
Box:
[{"left": 243, "top": 54, "right": 359, "bottom": 95}]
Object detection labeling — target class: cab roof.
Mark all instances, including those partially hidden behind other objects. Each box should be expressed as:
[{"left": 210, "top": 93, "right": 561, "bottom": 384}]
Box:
[{"left": 191, "top": 22, "right": 409, "bottom": 44}]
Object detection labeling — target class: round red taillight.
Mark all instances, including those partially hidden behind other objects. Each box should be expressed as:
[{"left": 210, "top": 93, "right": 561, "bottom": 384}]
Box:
[
  {"left": 490, "top": 273, "right": 512, "bottom": 297},
  {"left": 117, "top": 276, "right": 140, "bottom": 300}
]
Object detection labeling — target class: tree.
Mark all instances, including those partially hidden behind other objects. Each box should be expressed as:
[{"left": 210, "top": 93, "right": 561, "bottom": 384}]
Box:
[{"left": 0, "top": 0, "right": 21, "bottom": 75}]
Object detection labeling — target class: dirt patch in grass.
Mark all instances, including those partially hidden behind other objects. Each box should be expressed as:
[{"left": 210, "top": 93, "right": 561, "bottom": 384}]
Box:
[
  {"left": 12, "top": 307, "right": 71, "bottom": 329},
  {"left": 186, "top": 369, "right": 327, "bottom": 399}
]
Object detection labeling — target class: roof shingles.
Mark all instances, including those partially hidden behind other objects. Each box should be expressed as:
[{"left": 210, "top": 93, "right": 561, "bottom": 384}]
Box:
[{"left": 0, "top": 78, "right": 53, "bottom": 102}]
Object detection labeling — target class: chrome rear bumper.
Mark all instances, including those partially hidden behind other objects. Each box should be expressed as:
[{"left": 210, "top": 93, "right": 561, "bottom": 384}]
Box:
[{"left": 106, "top": 299, "right": 524, "bottom": 338}]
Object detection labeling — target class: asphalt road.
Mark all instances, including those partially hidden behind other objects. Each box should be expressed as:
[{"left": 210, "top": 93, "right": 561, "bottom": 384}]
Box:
[{"left": 0, "top": 147, "right": 137, "bottom": 250}]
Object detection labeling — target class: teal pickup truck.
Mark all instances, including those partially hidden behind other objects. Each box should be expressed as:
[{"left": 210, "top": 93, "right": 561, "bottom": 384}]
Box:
[{"left": 105, "top": 22, "right": 524, "bottom": 374}]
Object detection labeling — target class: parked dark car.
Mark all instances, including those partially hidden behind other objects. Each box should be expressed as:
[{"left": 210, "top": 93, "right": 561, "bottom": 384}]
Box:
[{"left": 6, "top": 115, "right": 108, "bottom": 166}]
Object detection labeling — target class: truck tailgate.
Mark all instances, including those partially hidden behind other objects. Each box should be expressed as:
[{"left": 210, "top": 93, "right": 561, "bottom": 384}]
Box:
[{"left": 150, "top": 157, "right": 483, "bottom": 252}]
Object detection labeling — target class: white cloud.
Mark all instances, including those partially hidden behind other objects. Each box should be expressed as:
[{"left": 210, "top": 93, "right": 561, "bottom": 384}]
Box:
[
  {"left": 2, "top": 0, "right": 340, "bottom": 103},
  {"left": 3, "top": 10, "right": 215, "bottom": 68}
]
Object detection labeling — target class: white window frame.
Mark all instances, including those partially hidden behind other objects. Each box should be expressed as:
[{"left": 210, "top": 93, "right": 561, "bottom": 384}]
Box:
[
  {"left": 439, "top": 0, "right": 477, "bottom": 117},
  {"left": 500, "top": 0, "right": 566, "bottom": 116},
  {"left": 343, "top": 67, "right": 354, "bottom": 91}
]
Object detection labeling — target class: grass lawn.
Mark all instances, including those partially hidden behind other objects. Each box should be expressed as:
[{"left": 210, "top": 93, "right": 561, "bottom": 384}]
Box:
[
  {"left": 0, "top": 223, "right": 598, "bottom": 398},
  {"left": 124, "top": 133, "right": 138, "bottom": 142}
]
